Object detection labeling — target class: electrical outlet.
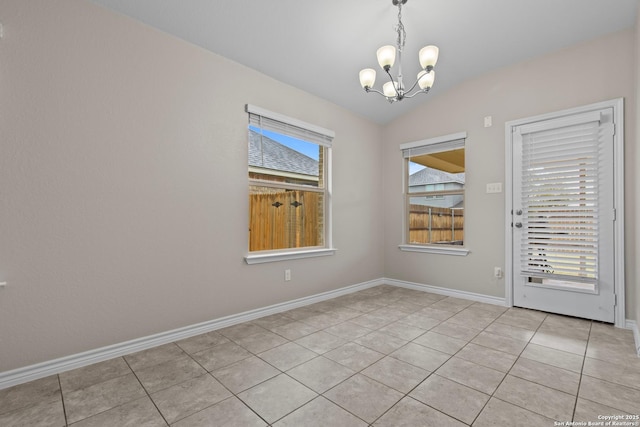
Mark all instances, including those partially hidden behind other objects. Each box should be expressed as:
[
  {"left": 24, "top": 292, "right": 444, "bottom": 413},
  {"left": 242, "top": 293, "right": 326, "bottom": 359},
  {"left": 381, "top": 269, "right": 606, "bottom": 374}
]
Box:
[
  {"left": 494, "top": 267, "right": 503, "bottom": 279},
  {"left": 284, "top": 269, "right": 291, "bottom": 281},
  {"left": 486, "top": 183, "right": 503, "bottom": 194}
]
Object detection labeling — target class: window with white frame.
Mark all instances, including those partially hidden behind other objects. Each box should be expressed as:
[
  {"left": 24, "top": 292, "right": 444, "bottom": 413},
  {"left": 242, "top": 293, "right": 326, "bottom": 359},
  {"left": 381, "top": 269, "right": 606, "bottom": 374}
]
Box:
[
  {"left": 245, "top": 105, "right": 334, "bottom": 263},
  {"left": 401, "top": 133, "right": 466, "bottom": 249}
]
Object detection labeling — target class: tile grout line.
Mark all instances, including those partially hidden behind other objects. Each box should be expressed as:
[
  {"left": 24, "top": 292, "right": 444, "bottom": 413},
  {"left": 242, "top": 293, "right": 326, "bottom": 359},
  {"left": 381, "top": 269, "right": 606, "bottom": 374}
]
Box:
[
  {"left": 571, "top": 321, "right": 592, "bottom": 422},
  {"left": 317, "top": 301, "right": 425, "bottom": 425},
  {"left": 121, "top": 355, "right": 171, "bottom": 426},
  {"left": 393, "top": 302, "right": 524, "bottom": 425},
  {"left": 465, "top": 308, "right": 548, "bottom": 425},
  {"left": 56, "top": 374, "right": 69, "bottom": 427},
  {"left": 336, "top": 298, "right": 492, "bottom": 426},
  {"left": 197, "top": 310, "right": 396, "bottom": 425},
  {"left": 181, "top": 342, "right": 272, "bottom": 426},
  {"left": 171, "top": 312, "right": 351, "bottom": 425},
  {"left": 258, "top": 305, "right": 389, "bottom": 425},
  {"left": 385, "top": 298, "right": 494, "bottom": 425},
  {"left": 441, "top": 308, "right": 502, "bottom": 426},
  {"left": 406, "top": 302, "right": 492, "bottom": 426},
  {"left": 277, "top": 290, "right": 436, "bottom": 425}
]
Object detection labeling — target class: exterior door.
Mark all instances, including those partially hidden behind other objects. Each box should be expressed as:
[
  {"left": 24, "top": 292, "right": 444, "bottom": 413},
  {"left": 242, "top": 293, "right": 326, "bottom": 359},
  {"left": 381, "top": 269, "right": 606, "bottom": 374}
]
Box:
[{"left": 511, "top": 106, "right": 616, "bottom": 323}]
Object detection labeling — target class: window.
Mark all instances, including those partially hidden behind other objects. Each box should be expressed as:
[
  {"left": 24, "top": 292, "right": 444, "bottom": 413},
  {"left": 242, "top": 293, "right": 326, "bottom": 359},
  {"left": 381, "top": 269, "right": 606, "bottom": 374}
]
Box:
[
  {"left": 245, "top": 105, "right": 335, "bottom": 264},
  {"left": 399, "top": 132, "right": 468, "bottom": 255}
]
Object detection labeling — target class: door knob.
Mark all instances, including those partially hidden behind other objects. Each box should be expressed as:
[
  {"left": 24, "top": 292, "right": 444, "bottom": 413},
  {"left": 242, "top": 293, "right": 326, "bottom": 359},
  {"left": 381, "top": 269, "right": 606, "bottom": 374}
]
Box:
[
  {"left": 515, "top": 209, "right": 523, "bottom": 215},
  {"left": 515, "top": 222, "right": 523, "bottom": 228}
]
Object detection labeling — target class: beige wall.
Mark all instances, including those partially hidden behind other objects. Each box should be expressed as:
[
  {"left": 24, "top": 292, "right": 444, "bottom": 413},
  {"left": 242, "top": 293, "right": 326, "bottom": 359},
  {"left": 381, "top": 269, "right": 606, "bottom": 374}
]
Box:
[
  {"left": 382, "top": 30, "right": 637, "bottom": 319},
  {"left": 1, "top": 0, "right": 638, "bottom": 375},
  {"left": 0, "top": 0, "right": 384, "bottom": 372}
]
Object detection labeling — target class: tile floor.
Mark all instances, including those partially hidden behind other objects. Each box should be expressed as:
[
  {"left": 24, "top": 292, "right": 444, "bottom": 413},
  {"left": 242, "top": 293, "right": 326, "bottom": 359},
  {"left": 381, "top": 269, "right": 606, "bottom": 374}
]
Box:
[{"left": 1, "top": 285, "right": 639, "bottom": 426}]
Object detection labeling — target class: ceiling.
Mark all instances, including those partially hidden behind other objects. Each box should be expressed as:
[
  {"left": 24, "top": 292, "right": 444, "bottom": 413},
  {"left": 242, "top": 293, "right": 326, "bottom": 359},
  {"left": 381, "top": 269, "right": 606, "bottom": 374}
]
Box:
[{"left": 90, "top": 0, "right": 638, "bottom": 124}]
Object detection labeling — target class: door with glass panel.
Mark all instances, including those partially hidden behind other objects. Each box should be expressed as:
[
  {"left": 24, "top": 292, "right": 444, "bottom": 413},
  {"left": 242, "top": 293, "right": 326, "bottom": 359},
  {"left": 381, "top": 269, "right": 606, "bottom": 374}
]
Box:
[{"left": 511, "top": 107, "right": 615, "bottom": 322}]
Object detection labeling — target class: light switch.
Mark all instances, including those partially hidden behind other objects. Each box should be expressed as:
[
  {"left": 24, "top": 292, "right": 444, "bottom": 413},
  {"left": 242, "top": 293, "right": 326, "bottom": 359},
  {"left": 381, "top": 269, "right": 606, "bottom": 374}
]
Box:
[{"left": 484, "top": 116, "right": 492, "bottom": 127}]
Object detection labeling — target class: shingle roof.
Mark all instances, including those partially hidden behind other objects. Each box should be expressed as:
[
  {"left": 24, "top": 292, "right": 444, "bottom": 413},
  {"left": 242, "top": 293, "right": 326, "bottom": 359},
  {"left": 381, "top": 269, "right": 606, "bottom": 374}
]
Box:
[
  {"left": 409, "top": 167, "right": 465, "bottom": 186},
  {"left": 249, "top": 130, "right": 318, "bottom": 177}
]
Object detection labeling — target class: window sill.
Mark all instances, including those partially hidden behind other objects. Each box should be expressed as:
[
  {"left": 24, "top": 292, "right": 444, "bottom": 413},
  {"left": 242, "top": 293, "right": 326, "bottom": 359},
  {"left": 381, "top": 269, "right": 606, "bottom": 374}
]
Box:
[
  {"left": 245, "top": 248, "right": 337, "bottom": 265},
  {"left": 398, "top": 244, "right": 470, "bottom": 256}
]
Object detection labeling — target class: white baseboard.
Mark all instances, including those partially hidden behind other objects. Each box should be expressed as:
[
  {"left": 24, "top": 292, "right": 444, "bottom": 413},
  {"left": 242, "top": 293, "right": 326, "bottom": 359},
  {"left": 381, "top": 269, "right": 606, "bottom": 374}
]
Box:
[
  {"left": 383, "top": 277, "right": 507, "bottom": 306},
  {"left": 0, "top": 278, "right": 384, "bottom": 390},
  {"left": 626, "top": 319, "right": 640, "bottom": 357}
]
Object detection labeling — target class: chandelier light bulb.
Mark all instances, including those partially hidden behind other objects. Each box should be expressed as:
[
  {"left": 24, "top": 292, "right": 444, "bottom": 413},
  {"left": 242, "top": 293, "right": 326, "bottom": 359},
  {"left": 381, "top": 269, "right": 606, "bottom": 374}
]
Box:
[
  {"left": 417, "top": 70, "right": 435, "bottom": 90},
  {"left": 376, "top": 45, "right": 396, "bottom": 71},
  {"left": 359, "top": 68, "right": 377, "bottom": 89},
  {"left": 419, "top": 45, "right": 439, "bottom": 70},
  {"left": 383, "top": 81, "right": 398, "bottom": 97}
]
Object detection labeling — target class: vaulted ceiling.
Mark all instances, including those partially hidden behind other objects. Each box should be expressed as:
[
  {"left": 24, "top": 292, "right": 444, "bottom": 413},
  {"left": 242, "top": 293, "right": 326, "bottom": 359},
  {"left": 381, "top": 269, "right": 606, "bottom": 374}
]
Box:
[{"left": 90, "top": 0, "right": 638, "bottom": 124}]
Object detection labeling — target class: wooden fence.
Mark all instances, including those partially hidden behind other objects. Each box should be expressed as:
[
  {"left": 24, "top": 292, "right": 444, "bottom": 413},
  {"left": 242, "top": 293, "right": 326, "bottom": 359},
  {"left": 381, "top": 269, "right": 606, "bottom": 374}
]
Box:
[
  {"left": 409, "top": 204, "right": 464, "bottom": 244},
  {"left": 249, "top": 190, "right": 322, "bottom": 251}
]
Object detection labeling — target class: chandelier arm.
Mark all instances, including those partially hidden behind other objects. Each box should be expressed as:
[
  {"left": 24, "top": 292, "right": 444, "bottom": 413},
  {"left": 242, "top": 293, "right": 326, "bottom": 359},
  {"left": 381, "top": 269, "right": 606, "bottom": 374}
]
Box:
[
  {"left": 403, "top": 87, "right": 430, "bottom": 98},
  {"left": 364, "top": 87, "right": 388, "bottom": 97},
  {"left": 402, "top": 76, "right": 423, "bottom": 97},
  {"left": 384, "top": 68, "right": 403, "bottom": 99}
]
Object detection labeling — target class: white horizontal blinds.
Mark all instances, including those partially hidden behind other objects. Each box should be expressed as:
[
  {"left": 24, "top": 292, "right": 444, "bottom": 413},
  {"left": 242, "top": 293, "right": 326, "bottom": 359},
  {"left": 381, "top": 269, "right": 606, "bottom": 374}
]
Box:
[
  {"left": 519, "top": 116, "right": 602, "bottom": 284},
  {"left": 401, "top": 138, "right": 465, "bottom": 158},
  {"left": 246, "top": 104, "right": 334, "bottom": 147}
]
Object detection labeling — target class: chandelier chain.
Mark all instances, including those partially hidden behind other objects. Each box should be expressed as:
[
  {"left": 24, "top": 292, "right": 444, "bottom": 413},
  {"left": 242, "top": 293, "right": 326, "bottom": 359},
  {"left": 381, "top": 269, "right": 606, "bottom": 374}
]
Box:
[{"left": 395, "top": 2, "right": 406, "bottom": 52}]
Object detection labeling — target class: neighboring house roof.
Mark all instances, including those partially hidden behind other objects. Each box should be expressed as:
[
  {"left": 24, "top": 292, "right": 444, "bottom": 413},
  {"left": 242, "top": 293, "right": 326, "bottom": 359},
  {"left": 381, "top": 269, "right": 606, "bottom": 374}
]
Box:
[
  {"left": 249, "top": 130, "right": 318, "bottom": 177},
  {"left": 409, "top": 167, "right": 465, "bottom": 186},
  {"left": 452, "top": 199, "right": 465, "bottom": 209}
]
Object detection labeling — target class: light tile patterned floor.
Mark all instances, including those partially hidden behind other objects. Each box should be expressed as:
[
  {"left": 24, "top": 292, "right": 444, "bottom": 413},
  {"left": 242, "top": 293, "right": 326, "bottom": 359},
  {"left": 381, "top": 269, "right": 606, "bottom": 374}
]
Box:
[{"left": 1, "top": 285, "right": 639, "bottom": 426}]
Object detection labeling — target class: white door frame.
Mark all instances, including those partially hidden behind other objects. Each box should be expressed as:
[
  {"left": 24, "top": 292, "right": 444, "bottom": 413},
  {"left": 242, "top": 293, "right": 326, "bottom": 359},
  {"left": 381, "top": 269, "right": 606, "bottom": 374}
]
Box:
[{"left": 504, "top": 98, "right": 626, "bottom": 327}]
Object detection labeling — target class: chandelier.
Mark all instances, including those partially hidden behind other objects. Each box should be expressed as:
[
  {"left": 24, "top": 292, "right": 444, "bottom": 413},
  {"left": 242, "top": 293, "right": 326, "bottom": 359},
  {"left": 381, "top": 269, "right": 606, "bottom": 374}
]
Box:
[{"left": 359, "top": 0, "right": 439, "bottom": 103}]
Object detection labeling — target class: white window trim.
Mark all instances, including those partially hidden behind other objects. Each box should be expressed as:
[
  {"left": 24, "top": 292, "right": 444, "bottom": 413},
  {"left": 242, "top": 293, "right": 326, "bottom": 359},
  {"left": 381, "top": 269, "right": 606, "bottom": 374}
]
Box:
[
  {"left": 400, "top": 131, "right": 468, "bottom": 255},
  {"left": 245, "top": 105, "right": 336, "bottom": 264},
  {"left": 245, "top": 248, "right": 337, "bottom": 265},
  {"left": 398, "top": 244, "right": 469, "bottom": 256}
]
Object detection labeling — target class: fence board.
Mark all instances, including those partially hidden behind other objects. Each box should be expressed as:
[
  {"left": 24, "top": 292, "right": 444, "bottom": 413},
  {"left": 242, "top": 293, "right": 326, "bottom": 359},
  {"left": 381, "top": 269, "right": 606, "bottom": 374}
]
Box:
[
  {"left": 409, "top": 204, "right": 464, "bottom": 244},
  {"left": 249, "top": 190, "right": 321, "bottom": 251}
]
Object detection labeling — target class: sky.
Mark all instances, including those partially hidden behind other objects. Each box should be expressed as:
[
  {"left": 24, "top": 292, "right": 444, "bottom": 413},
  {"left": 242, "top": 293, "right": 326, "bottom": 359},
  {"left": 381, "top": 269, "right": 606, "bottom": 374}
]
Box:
[
  {"left": 409, "top": 161, "right": 426, "bottom": 175},
  {"left": 249, "top": 125, "right": 319, "bottom": 161}
]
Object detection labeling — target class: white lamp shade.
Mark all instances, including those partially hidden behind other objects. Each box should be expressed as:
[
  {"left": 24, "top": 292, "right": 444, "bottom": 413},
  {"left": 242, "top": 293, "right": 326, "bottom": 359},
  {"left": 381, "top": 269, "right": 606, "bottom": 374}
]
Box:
[
  {"left": 419, "top": 45, "right": 439, "bottom": 69},
  {"left": 377, "top": 45, "right": 396, "bottom": 70},
  {"left": 417, "top": 70, "right": 435, "bottom": 89},
  {"left": 359, "top": 68, "right": 376, "bottom": 88},
  {"left": 383, "top": 81, "right": 398, "bottom": 97}
]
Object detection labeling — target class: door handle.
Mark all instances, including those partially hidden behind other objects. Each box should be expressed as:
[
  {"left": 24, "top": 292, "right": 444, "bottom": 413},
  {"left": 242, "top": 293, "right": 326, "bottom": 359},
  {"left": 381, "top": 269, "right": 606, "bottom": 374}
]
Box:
[
  {"left": 515, "top": 209, "right": 523, "bottom": 215},
  {"left": 515, "top": 222, "right": 523, "bottom": 228}
]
